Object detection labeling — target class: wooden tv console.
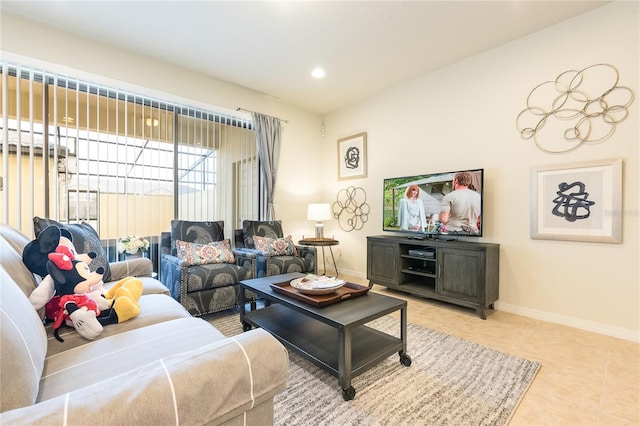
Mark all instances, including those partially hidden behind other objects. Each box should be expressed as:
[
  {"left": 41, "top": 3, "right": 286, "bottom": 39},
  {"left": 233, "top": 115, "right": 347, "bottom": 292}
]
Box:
[{"left": 367, "top": 235, "right": 499, "bottom": 319}]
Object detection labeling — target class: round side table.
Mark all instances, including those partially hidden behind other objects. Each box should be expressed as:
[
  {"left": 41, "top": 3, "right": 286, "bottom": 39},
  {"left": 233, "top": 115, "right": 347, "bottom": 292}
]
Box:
[{"left": 298, "top": 238, "right": 340, "bottom": 277}]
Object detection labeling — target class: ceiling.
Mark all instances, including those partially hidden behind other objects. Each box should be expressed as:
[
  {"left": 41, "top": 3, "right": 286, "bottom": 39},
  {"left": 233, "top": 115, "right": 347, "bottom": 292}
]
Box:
[{"left": 1, "top": 1, "right": 608, "bottom": 115}]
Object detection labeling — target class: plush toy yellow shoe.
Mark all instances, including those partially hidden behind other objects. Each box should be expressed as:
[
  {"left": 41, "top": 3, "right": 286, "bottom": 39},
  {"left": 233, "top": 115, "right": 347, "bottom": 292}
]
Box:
[
  {"left": 111, "top": 295, "right": 141, "bottom": 323},
  {"left": 104, "top": 277, "right": 143, "bottom": 323},
  {"left": 105, "top": 277, "right": 143, "bottom": 301}
]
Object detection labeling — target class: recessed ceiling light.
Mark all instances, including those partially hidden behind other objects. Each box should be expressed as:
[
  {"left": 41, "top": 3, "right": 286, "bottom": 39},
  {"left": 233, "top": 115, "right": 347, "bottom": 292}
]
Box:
[
  {"left": 62, "top": 116, "right": 74, "bottom": 123},
  {"left": 311, "top": 68, "right": 326, "bottom": 79}
]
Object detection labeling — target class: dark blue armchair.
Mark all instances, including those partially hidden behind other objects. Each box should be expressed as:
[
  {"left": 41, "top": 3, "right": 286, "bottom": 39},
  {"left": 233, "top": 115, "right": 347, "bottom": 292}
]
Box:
[
  {"left": 233, "top": 220, "right": 315, "bottom": 278},
  {"left": 160, "top": 220, "right": 256, "bottom": 316}
]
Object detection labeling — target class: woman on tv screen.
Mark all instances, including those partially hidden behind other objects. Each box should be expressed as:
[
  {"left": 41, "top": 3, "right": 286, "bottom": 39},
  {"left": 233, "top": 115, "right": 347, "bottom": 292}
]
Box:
[{"left": 397, "top": 185, "right": 427, "bottom": 232}]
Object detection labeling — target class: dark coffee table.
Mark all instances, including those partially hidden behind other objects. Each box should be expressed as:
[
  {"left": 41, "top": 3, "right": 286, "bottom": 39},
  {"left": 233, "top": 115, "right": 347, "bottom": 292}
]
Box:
[{"left": 239, "top": 272, "right": 411, "bottom": 400}]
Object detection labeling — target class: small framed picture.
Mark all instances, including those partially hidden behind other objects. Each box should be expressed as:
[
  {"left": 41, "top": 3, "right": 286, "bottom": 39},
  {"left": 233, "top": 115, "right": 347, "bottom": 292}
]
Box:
[
  {"left": 337, "top": 132, "right": 367, "bottom": 180},
  {"left": 531, "top": 158, "right": 622, "bottom": 243}
]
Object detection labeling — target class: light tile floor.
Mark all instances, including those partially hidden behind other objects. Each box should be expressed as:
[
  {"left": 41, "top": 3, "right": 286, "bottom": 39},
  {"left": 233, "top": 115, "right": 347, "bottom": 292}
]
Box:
[{"left": 342, "top": 275, "right": 639, "bottom": 426}]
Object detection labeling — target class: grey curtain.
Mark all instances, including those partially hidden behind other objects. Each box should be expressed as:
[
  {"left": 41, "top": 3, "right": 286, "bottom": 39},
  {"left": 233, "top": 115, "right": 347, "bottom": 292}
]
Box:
[{"left": 251, "top": 112, "right": 281, "bottom": 220}]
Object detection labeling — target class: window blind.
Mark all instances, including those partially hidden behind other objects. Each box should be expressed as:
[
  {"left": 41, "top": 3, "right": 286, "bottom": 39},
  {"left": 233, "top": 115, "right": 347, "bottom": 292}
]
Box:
[{"left": 0, "top": 61, "right": 259, "bottom": 263}]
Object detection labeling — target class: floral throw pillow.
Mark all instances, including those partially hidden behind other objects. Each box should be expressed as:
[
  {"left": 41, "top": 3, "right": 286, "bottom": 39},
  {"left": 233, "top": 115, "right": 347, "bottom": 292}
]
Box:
[
  {"left": 253, "top": 235, "right": 298, "bottom": 256},
  {"left": 175, "top": 239, "right": 235, "bottom": 265}
]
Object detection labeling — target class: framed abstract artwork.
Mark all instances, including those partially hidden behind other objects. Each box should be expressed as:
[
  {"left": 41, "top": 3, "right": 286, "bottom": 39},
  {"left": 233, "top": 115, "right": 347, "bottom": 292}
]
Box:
[
  {"left": 337, "top": 132, "right": 367, "bottom": 180},
  {"left": 530, "top": 158, "right": 622, "bottom": 243}
]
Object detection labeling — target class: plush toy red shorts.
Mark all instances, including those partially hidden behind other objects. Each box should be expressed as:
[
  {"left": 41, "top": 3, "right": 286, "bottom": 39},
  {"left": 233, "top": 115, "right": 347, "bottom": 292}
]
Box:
[{"left": 51, "top": 294, "right": 99, "bottom": 331}]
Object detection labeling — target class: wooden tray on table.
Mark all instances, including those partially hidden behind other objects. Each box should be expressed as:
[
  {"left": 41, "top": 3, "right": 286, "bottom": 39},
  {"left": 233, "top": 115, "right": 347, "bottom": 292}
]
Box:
[{"left": 270, "top": 279, "right": 370, "bottom": 308}]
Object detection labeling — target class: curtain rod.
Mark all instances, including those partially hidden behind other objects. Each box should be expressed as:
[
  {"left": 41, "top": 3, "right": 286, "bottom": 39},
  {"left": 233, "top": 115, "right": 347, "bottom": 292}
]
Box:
[{"left": 235, "top": 107, "right": 289, "bottom": 123}]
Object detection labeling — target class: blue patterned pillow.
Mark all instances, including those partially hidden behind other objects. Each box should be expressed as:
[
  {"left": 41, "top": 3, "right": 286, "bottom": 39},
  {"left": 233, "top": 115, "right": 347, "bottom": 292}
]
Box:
[
  {"left": 175, "top": 239, "right": 235, "bottom": 265},
  {"left": 242, "top": 220, "right": 283, "bottom": 249},
  {"left": 170, "top": 220, "right": 224, "bottom": 256},
  {"left": 33, "top": 217, "right": 111, "bottom": 282}
]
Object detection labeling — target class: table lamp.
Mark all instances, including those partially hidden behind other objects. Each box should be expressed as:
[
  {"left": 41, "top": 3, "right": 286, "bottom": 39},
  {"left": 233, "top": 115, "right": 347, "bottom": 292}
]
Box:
[{"left": 307, "top": 203, "right": 331, "bottom": 239}]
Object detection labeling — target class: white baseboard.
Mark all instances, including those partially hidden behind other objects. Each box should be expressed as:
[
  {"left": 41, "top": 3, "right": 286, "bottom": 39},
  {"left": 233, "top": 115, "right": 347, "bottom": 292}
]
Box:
[
  {"left": 336, "top": 268, "right": 366, "bottom": 280},
  {"left": 495, "top": 301, "right": 640, "bottom": 343},
  {"left": 338, "top": 270, "right": 639, "bottom": 343}
]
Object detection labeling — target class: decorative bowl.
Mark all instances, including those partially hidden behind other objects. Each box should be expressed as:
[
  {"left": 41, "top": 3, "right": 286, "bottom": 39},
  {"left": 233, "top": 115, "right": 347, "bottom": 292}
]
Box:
[{"left": 290, "top": 276, "right": 345, "bottom": 295}]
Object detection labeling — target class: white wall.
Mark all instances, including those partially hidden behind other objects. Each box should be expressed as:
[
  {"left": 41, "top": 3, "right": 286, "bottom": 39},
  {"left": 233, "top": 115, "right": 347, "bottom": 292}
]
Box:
[
  {"left": 316, "top": 1, "right": 639, "bottom": 341},
  {"left": 2, "top": 2, "right": 638, "bottom": 341}
]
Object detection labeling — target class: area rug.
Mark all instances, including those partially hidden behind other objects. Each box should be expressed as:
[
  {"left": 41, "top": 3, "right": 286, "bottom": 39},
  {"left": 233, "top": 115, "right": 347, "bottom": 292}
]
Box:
[{"left": 207, "top": 312, "right": 540, "bottom": 426}]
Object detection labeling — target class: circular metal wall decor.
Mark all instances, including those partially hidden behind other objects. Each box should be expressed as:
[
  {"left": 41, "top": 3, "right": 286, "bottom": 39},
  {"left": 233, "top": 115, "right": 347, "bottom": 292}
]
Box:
[
  {"left": 332, "top": 186, "right": 369, "bottom": 232},
  {"left": 516, "top": 64, "right": 635, "bottom": 153}
]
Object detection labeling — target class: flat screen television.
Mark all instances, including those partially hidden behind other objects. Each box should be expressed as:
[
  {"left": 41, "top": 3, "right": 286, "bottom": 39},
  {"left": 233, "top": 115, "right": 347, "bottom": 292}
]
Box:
[{"left": 383, "top": 168, "right": 484, "bottom": 238}]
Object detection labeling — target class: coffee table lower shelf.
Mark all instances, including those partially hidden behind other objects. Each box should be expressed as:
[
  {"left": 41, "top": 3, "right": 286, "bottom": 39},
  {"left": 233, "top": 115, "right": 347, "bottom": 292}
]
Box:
[{"left": 242, "top": 304, "right": 409, "bottom": 400}]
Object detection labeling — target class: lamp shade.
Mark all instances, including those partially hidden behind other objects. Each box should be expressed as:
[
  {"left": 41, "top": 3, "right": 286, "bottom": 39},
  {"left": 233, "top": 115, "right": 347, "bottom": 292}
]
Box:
[
  {"left": 307, "top": 203, "right": 331, "bottom": 221},
  {"left": 307, "top": 203, "right": 331, "bottom": 239}
]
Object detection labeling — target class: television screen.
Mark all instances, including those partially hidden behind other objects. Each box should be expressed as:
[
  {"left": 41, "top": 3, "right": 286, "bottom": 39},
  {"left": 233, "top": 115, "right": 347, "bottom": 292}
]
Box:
[{"left": 383, "top": 168, "right": 484, "bottom": 238}]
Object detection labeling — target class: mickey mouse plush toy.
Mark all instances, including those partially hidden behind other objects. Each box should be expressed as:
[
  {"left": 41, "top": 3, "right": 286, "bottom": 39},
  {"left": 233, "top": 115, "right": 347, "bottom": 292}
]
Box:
[
  {"left": 24, "top": 224, "right": 143, "bottom": 342},
  {"left": 46, "top": 246, "right": 142, "bottom": 342},
  {"left": 46, "top": 246, "right": 105, "bottom": 341},
  {"left": 23, "top": 225, "right": 99, "bottom": 313}
]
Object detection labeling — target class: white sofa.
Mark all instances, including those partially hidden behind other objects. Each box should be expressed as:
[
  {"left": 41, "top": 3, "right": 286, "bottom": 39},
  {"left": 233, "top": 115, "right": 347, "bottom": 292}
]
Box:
[{"left": 0, "top": 224, "right": 289, "bottom": 425}]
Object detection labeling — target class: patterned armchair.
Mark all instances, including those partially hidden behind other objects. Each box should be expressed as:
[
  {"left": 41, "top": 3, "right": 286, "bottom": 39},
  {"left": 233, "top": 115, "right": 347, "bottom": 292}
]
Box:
[
  {"left": 160, "top": 220, "right": 257, "bottom": 316},
  {"left": 234, "top": 220, "right": 316, "bottom": 278}
]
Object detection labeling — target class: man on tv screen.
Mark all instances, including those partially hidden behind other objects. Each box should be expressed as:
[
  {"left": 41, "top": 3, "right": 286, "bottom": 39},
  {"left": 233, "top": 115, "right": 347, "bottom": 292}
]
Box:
[{"left": 439, "top": 172, "right": 481, "bottom": 235}]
